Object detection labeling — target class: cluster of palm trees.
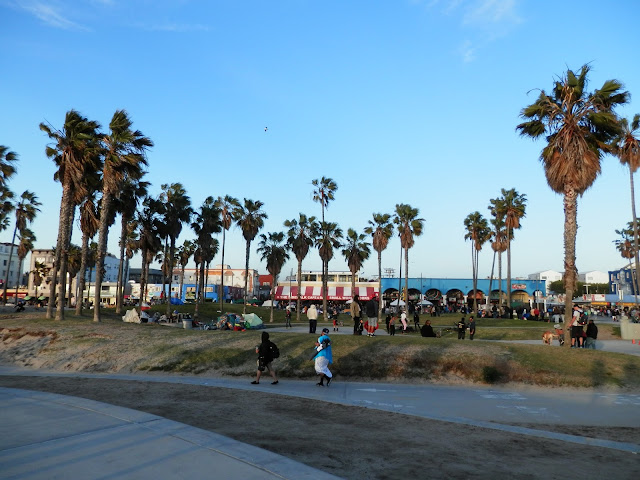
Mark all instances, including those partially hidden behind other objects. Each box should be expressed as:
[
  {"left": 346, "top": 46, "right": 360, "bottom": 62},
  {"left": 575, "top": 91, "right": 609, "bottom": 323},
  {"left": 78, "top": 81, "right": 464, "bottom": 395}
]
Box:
[
  {"left": 0, "top": 146, "right": 41, "bottom": 305},
  {"left": 517, "top": 64, "right": 638, "bottom": 345},
  {"left": 464, "top": 188, "right": 527, "bottom": 314}
]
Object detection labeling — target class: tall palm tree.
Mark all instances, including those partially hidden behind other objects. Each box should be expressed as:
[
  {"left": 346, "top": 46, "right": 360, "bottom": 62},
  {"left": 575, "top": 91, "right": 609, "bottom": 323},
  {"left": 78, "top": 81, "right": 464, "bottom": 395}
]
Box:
[
  {"left": 364, "top": 213, "right": 393, "bottom": 322},
  {"left": 613, "top": 114, "right": 640, "bottom": 304},
  {"left": 113, "top": 178, "right": 149, "bottom": 314},
  {"left": 40, "top": 110, "right": 101, "bottom": 320},
  {"left": 489, "top": 189, "right": 526, "bottom": 312},
  {"left": 312, "top": 177, "right": 337, "bottom": 315},
  {"left": 136, "top": 196, "right": 163, "bottom": 313},
  {"left": 214, "top": 195, "right": 240, "bottom": 312},
  {"left": 393, "top": 204, "right": 424, "bottom": 310},
  {"left": 341, "top": 228, "right": 370, "bottom": 297},
  {"left": 15, "top": 228, "right": 35, "bottom": 300},
  {"left": 159, "top": 183, "right": 192, "bottom": 317},
  {"left": 192, "top": 196, "right": 221, "bottom": 317},
  {"left": 3, "top": 191, "right": 41, "bottom": 303},
  {"left": 284, "top": 213, "right": 318, "bottom": 323},
  {"left": 75, "top": 192, "right": 100, "bottom": 315},
  {"left": 0, "top": 145, "right": 18, "bottom": 188},
  {"left": 614, "top": 225, "right": 637, "bottom": 295},
  {"left": 94, "top": 110, "right": 152, "bottom": 322},
  {"left": 464, "top": 212, "right": 491, "bottom": 314},
  {"left": 315, "top": 221, "right": 343, "bottom": 320},
  {"left": 258, "top": 232, "right": 290, "bottom": 323},
  {"left": 234, "top": 199, "right": 267, "bottom": 314},
  {"left": 517, "top": 64, "right": 628, "bottom": 344},
  {"left": 177, "top": 239, "right": 196, "bottom": 301},
  {"left": 487, "top": 206, "right": 508, "bottom": 311}
]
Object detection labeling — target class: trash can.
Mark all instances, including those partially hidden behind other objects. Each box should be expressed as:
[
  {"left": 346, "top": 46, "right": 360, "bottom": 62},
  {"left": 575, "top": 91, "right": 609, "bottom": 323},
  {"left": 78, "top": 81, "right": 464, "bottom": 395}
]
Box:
[{"left": 182, "top": 319, "right": 192, "bottom": 329}]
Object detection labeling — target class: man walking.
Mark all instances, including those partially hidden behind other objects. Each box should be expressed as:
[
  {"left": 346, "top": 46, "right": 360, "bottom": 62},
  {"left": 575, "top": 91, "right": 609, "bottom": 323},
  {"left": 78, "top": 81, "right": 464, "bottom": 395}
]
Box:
[
  {"left": 313, "top": 327, "right": 333, "bottom": 386},
  {"left": 468, "top": 316, "right": 476, "bottom": 340},
  {"left": 307, "top": 304, "right": 318, "bottom": 334},
  {"left": 364, "top": 293, "right": 379, "bottom": 337}
]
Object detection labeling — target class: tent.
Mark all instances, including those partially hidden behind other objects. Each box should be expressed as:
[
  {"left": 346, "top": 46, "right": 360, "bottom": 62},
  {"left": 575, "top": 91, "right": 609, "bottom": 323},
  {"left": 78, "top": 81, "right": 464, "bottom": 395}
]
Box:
[
  {"left": 262, "top": 300, "right": 277, "bottom": 307},
  {"left": 390, "top": 299, "right": 406, "bottom": 306},
  {"left": 141, "top": 302, "right": 151, "bottom": 311},
  {"left": 243, "top": 312, "right": 265, "bottom": 329},
  {"left": 170, "top": 297, "right": 184, "bottom": 305},
  {"left": 420, "top": 300, "right": 433, "bottom": 306}
]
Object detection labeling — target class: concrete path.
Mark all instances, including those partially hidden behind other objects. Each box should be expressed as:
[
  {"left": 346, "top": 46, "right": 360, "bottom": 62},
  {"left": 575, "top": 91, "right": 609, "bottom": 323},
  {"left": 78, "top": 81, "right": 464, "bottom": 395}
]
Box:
[{"left": 0, "top": 385, "right": 340, "bottom": 480}]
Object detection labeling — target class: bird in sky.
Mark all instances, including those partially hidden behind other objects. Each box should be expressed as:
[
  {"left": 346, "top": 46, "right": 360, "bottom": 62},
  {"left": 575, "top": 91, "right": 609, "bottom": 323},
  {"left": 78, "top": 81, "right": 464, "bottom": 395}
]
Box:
[{"left": 264, "top": 126, "right": 268, "bottom": 132}]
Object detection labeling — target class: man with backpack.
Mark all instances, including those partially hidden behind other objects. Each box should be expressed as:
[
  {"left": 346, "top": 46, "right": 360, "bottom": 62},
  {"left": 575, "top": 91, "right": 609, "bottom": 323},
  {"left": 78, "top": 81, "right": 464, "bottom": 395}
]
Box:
[{"left": 251, "top": 331, "right": 279, "bottom": 385}]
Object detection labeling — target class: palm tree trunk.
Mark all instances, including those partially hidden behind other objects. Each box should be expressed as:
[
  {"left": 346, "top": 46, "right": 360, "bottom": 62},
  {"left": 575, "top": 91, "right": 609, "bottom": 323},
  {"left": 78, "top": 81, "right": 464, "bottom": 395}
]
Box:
[
  {"left": 488, "top": 250, "right": 496, "bottom": 312},
  {"left": 75, "top": 234, "right": 88, "bottom": 316},
  {"left": 498, "top": 251, "right": 503, "bottom": 313},
  {"left": 165, "top": 239, "right": 176, "bottom": 317},
  {"left": 115, "top": 219, "right": 127, "bottom": 315},
  {"left": 94, "top": 193, "right": 114, "bottom": 322},
  {"left": 54, "top": 187, "right": 75, "bottom": 320},
  {"left": 219, "top": 229, "right": 226, "bottom": 313},
  {"left": 507, "top": 234, "right": 512, "bottom": 313},
  {"left": 322, "top": 260, "right": 328, "bottom": 322},
  {"left": 404, "top": 247, "right": 409, "bottom": 314},
  {"left": 377, "top": 250, "right": 383, "bottom": 323},
  {"left": 296, "top": 260, "right": 302, "bottom": 323},
  {"left": 563, "top": 187, "right": 578, "bottom": 347},
  {"left": 397, "top": 244, "right": 402, "bottom": 309},
  {"left": 270, "top": 274, "right": 275, "bottom": 322},
  {"left": 243, "top": 240, "right": 250, "bottom": 315},
  {"left": 629, "top": 169, "right": 640, "bottom": 306},
  {"left": 471, "top": 242, "right": 478, "bottom": 314},
  {"left": 15, "top": 256, "right": 24, "bottom": 302}
]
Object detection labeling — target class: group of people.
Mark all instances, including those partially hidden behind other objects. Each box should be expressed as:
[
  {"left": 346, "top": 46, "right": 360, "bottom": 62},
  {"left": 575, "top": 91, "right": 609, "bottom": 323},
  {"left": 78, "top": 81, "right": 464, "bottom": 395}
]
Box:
[
  {"left": 456, "top": 316, "right": 476, "bottom": 340},
  {"left": 348, "top": 294, "right": 380, "bottom": 337},
  {"left": 569, "top": 306, "right": 598, "bottom": 348}
]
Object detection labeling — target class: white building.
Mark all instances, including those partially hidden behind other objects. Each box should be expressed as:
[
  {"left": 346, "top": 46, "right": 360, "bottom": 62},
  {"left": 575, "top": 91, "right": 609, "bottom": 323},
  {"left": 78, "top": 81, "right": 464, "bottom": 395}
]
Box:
[
  {"left": 578, "top": 271, "right": 609, "bottom": 285},
  {"left": 528, "top": 270, "right": 563, "bottom": 294},
  {"left": 0, "top": 242, "right": 24, "bottom": 288},
  {"left": 173, "top": 264, "right": 260, "bottom": 299}
]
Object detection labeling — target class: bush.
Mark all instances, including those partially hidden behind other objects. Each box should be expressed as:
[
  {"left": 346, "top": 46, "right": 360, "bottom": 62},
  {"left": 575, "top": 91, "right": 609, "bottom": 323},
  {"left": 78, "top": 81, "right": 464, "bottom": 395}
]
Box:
[{"left": 482, "top": 365, "right": 502, "bottom": 384}]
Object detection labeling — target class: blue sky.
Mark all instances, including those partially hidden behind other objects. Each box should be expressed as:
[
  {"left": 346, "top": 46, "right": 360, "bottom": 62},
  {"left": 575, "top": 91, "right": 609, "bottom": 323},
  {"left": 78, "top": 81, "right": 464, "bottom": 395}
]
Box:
[{"left": 2, "top": 0, "right": 640, "bottom": 281}]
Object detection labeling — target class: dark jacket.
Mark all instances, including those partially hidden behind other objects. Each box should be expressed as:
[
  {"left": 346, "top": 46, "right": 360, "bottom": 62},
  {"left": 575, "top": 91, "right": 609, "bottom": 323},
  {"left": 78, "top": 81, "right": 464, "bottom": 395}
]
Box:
[
  {"left": 421, "top": 324, "right": 437, "bottom": 337},
  {"left": 365, "top": 298, "right": 379, "bottom": 318},
  {"left": 586, "top": 322, "right": 598, "bottom": 339}
]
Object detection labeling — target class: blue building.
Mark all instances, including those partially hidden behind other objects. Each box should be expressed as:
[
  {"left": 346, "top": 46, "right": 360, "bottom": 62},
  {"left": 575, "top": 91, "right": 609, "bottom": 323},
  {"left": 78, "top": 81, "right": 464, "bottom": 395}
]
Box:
[{"left": 380, "top": 277, "right": 546, "bottom": 308}]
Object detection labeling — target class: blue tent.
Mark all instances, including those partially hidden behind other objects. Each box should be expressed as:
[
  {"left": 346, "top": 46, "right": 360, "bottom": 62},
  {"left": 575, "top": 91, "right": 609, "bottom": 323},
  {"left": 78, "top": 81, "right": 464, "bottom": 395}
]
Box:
[{"left": 170, "top": 297, "right": 184, "bottom": 305}]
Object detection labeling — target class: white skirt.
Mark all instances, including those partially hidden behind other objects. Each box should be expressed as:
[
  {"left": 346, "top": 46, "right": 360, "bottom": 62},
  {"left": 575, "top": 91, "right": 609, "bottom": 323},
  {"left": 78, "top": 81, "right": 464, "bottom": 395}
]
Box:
[{"left": 314, "top": 355, "right": 332, "bottom": 377}]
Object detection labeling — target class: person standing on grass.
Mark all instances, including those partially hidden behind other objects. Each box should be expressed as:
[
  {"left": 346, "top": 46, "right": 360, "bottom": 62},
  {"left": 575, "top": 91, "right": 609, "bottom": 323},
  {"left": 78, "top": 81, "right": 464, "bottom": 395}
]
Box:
[
  {"left": 468, "top": 316, "right": 476, "bottom": 340},
  {"left": 586, "top": 318, "right": 598, "bottom": 349},
  {"left": 313, "top": 328, "right": 333, "bottom": 386},
  {"left": 364, "top": 294, "right": 379, "bottom": 337},
  {"left": 251, "top": 331, "right": 279, "bottom": 385},
  {"left": 350, "top": 295, "right": 362, "bottom": 335},
  {"left": 285, "top": 306, "right": 292, "bottom": 328},
  {"left": 457, "top": 317, "right": 466, "bottom": 340},
  {"left": 307, "top": 303, "right": 318, "bottom": 334},
  {"left": 389, "top": 314, "right": 396, "bottom": 336},
  {"left": 400, "top": 308, "right": 408, "bottom": 334}
]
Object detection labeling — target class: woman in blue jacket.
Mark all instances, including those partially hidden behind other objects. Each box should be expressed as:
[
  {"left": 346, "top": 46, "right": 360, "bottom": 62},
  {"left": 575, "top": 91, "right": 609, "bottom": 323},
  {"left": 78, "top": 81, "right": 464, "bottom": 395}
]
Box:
[{"left": 314, "top": 328, "right": 333, "bottom": 386}]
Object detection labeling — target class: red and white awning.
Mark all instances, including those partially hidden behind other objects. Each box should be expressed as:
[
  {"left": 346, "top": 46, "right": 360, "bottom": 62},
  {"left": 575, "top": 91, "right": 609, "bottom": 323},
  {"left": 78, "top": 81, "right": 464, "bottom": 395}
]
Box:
[{"left": 275, "top": 286, "right": 376, "bottom": 301}]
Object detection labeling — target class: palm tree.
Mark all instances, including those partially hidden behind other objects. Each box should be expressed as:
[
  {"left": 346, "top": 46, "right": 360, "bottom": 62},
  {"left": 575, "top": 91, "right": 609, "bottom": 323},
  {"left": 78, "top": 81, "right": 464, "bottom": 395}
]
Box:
[
  {"left": 32, "top": 261, "right": 50, "bottom": 300},
  {"left": 3, "top": 191, "right": 41, "bottom": 304},
  {"left": 214, "top": 195, "right": 240, "bottom": 312},
  {"left": 517, "top": 64, "right": 628, "bottom": 344},
  {"left": 284, "top": 213, "right": 318, "bottom": 323},
  {"left": 94, "top": 110, "right": 152, "bottom": 322},
  {"left": 75, "top": 193, "right": 100, "bottom": 315},
  {"left": 234, "top": 199, "right": 267, "bottom": 314},
  {"left": 159, "top": 183, "right": 192, "bottom": 317},
  {"left": 0, "top": 145, "right": 18, "bottom": 188},
  {"left": 341, "top": 228, "right": 370, "bottom": 297},
  {"left": 40, "top": 110, "right": 101, "bottom": 320},
  {"left": 364, "top": 213, "right": 393, "bottom": 322},
  {"left": 487, "top": 206, "right": 508, "bottom": 311},
  {"left": 0, "top": 189, "right": 14, "bottom": 234},
  {"left": 613, "top": 114, "right": 640, "bottom": 305},
  {"left": 177, "top": 239, "right": 196, "bottom": 301},
  {"left": 464, "top": 212, "right": 491, "bottom": 314},
  {"left": 136, "top": 196, "right": 163, "bottom": 313},
  {"left": 15, "top": 228, "right": 35, "bottom": 301},
  {"left": 312, "top": 177, "right": 338, "bottom": 315},
  {"left": 67, "top": 244, "right": 82, "bottom": 308},
  {"left": 614, "top": 225, "right": 637, "bottom": 295},
  {"left": 315, "top": 221, "right": 343, "bottom": 320},
  {"left": 113, "top": 178, "right": 149, "bottom": 314},
  {"left": 489, "top": 189, "right": 526, "bottom": 313},
  {"left": 192, "top": 196, "right": 221, "bottom": 317},
  {"left": 258, "top": 232, "right": 290, "bottom": 322},
  {"left": 393, "top": 204, "right": 424, "bottom": 310}
]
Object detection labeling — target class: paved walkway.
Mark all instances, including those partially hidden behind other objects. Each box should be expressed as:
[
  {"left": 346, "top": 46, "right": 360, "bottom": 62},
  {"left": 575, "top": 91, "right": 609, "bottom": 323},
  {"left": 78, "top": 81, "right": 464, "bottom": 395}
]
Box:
[{"left": 0, "top": 385, "right": 340, "bottom": 480}]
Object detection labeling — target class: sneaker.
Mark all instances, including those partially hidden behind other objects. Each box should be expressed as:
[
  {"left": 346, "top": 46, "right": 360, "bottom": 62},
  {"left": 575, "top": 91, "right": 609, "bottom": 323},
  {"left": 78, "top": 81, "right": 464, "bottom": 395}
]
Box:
[
  {"left": 326, "top": 377, "right": 332, "bottom": 387},
  {"left": 251, "top": 381, "right": 259, "bottom": 384},
  {"left": 271, "top": 380, "right": 279, "bottom": 385}
]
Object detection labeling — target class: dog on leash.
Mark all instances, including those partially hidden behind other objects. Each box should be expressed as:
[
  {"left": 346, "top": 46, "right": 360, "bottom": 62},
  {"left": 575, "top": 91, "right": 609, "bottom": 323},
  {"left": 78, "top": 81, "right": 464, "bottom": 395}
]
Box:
[{"left": 542, "top": 331, "right": 554, "bottom": 345}]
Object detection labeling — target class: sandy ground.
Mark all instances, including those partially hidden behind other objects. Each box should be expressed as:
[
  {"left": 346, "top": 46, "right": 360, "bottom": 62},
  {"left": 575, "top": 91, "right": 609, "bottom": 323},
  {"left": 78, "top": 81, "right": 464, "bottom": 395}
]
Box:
[{"left": 1, "top": 374, "right": 639, "bottom": 480}]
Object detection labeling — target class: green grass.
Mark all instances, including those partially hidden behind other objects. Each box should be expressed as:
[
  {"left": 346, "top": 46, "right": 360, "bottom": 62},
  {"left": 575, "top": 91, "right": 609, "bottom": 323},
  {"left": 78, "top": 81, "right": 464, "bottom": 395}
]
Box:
[{"left": 1, "top": 307, "right": 638, "bottom": 389}]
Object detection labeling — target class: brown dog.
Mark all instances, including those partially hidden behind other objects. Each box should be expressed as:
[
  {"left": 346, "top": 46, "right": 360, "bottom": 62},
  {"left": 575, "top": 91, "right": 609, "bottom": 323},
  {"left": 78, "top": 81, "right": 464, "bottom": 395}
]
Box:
[{"left": 542, "top": 331, "right": 554, "bottom": 345}]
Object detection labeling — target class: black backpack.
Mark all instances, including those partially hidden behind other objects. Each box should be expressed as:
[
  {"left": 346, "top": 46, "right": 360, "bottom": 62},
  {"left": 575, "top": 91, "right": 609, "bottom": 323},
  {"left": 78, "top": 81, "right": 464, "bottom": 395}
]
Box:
[{"left": 270, "top": 343, "right": 280, "bottom": 359}]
